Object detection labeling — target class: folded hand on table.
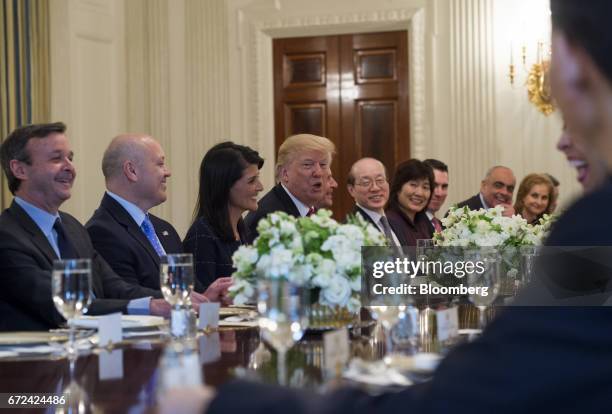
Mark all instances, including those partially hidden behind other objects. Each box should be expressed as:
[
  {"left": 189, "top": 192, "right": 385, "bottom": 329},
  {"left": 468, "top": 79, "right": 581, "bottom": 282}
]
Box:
[{"left": 202, "top": 277, "right": 234, "bottom": 306}]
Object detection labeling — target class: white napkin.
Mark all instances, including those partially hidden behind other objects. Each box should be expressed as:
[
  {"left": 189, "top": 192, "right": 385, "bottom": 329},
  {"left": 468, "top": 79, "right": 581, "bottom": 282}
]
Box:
[{"left": 343, "top": 359, "right": 412, "bottom": 387}]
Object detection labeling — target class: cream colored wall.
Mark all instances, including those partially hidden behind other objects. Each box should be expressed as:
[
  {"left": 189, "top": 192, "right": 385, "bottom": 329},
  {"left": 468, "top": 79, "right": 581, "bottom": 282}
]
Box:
[
  {"left": 49, "top": 0, "right": 127, "bottom": 222},
  {"left": 48, "top": 0, "right": 580, "bottom": 237}
]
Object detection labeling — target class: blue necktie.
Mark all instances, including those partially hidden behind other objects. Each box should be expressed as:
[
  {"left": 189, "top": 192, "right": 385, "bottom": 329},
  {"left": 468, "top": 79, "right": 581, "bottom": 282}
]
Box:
[
  {"left": 53, "top": 218, "right": 78, "bottom": 259},
  {"left": 141, "top": 215, "right": 166, "bottom": 257}
]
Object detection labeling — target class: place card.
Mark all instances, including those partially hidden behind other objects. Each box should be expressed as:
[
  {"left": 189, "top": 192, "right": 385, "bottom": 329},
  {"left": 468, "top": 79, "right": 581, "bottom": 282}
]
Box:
[
  {"left": 436, "top": 307, "right": 459, "bottom": 342},
  {"left": 198, "top": 303, "right": 220, "bottom": 331},
  {"left": 323, "top": 328, "right": 350, "bottom": 377},
  {"left": 99, "top": 349, "right": 124, "bottom": 380},
  {"left": 98, "top": 312, "right": 122, "bottom": 347},
  {"left": 198, "top": 332, "right": 221, "bottom": 364}
]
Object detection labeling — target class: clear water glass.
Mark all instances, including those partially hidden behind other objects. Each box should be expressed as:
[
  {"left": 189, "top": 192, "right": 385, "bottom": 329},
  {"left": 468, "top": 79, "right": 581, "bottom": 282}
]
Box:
[
  {"left": 257, "top": 280, "right": 309, "bottom": 385},
  {"left": 160, "top": 254, "right": 195, "bottom": 337},
  {"left": 52, "top": 258, "right": 93, "bottom": 358},
  {"left": 466, "top": 249, "right": 500, "bottom": 330}
]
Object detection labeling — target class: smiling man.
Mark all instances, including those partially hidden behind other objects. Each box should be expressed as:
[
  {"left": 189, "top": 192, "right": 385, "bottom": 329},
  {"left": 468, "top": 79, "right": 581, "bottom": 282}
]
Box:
[
  {"left": 244, "top": 133, "right": 335, "bottom": 241},
  {"left": 346, "top": 157, "right": 404, "bottom": 246},
  {"left": 454, "top": 165, "right": 516, "bottom": 217},
  {"left": 0, "top": 123, "right": 182, "bottom": 330},
  {"left": 86, "top": 134, "right": 231, "bottom": 299},
  {"left": 556, "top": 125, "right": 607, "bottom": 193},
  {"left": 424, "top": 159, "right": 449, "bottom": 231}
]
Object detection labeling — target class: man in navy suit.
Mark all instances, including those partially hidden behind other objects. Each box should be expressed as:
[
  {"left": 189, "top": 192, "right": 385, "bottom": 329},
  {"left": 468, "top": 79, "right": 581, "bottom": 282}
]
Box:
[
  {"left": 454, "top": 165, "right": 516, "bottom": 217},
  {"left": 244, "top": 134, "right": 335, "bottom": 241},
  {"left": 86, "top": 134, "right": 231, "bottom": 298},
  {"left": 159, "top": 2, "right": 612, "bottom": 413}
]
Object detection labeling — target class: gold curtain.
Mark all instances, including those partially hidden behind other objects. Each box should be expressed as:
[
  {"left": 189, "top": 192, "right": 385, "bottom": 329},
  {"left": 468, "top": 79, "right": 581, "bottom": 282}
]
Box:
[{"left": 0, "top": 0, "right": 50, "bottom": 209}]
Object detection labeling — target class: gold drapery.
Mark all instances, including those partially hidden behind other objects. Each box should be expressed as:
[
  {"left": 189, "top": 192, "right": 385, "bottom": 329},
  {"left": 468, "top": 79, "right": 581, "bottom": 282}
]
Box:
[{"left": 0, "top": 0, "right": 50, "bottom": 209}]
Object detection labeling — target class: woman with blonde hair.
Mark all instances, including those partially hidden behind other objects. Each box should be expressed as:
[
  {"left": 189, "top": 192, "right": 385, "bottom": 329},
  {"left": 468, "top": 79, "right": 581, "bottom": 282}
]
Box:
[{"left": 513, "top": 173, "right": 554, "bottom": 224}]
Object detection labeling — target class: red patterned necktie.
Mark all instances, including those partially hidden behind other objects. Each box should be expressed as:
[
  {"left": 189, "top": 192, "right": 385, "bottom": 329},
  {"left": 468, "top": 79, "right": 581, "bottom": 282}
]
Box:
[
  {"left": 306, "top": 206, "right": 316, "bottom": 216},
  {"left": 432, "top": 217, "right": 443, "bottom": 233}
]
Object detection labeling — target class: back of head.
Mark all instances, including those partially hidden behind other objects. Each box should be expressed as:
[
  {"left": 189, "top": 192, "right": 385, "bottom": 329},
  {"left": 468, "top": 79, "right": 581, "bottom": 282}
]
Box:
[
  {"left": 101, "top": 134, "right": 152, "bottom": 182},
  {"left": 275, "top": 134, "right": 335, "bottom": 180},
  {"left": 0, "top": 122, "right": 66, "bottom": 194},
  {"left": 551, "top": 0, "right": 612, "bottom": 83}
]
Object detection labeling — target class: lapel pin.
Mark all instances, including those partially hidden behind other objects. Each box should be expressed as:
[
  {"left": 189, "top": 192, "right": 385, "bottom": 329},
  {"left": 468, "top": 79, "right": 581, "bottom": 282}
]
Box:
[{"left": 162, "top": 231, "right": 169, "bottom": 236}]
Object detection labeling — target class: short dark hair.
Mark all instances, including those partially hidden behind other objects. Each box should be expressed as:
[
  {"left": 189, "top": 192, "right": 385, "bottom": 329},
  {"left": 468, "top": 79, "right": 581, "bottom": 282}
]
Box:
[
  {"left": 0, "top": 122, "right": 67, "bottom": 194},
  {"left": 193, "top": 141, "right": 264, "bottom": 241},
  {"left": 551, "top": 0, "right": 612, "bottom": 83},
  {"left": 388, "top": 159, "right": 434, "bottom": 213},
  {"left": 423, "top": 158, "right": 448, "bottom": 173}
]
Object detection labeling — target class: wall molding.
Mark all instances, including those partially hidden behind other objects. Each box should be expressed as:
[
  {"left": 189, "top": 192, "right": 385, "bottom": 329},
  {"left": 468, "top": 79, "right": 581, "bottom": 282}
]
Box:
[{"left": 229, "top": 5, "right": 427, "bottom": 187}]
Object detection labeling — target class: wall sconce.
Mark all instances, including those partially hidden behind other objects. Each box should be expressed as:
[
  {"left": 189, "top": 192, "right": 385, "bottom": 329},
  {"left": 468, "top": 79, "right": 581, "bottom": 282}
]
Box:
[{"left": 509, "top": 41, "right": 555, "bottom": 116}]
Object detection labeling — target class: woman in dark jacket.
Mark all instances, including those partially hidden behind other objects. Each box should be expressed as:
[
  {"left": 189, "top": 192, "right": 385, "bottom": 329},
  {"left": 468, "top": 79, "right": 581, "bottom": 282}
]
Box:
[
  {"left": 386, "top": 159, "right": 435, "bottom": 246},
  {"left": 184, "top": 142, "right": 264, "bottom": 290}
]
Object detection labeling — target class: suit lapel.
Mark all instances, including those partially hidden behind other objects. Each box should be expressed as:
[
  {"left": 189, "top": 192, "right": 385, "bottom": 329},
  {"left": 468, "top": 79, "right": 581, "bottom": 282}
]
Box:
[
  {"left": 273, "top": 184, "right": 302, "bottom": 218},
  {"left": 354, "top": 206, "right": 379, "bottom": 228},
  {"left": 151, "top": 216, "right": 178, "bottom": 254},
  {"left": 101, "top": 194, "right": 160, "bottom": 265},
  {"left": 9, "top": 202, "right": 58, "bottom": 265}
]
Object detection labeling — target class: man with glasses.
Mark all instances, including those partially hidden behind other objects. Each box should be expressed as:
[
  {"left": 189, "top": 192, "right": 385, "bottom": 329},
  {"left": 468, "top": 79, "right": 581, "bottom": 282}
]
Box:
[{"left": 346, "top": 158, "right": 405, "bottom": 246}]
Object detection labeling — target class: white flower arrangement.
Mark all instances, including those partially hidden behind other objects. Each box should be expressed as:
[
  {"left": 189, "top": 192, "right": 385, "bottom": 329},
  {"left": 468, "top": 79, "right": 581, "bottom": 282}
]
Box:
[
  {"left": 434, "top": 205, "right": 554, "bottom": 248},
  {"left": 229, "top": 209, "right": 387, "bottom": 311},
  {"left": 433, "top": 206, "right": 556, "bottom": 286}
]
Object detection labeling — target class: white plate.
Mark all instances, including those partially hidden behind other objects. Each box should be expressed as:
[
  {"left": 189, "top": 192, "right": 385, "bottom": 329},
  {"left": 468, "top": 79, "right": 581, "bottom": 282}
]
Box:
[
  {"left": 387, "top": 352, "right": 442, "bottom": 375},
  {"left": 0, "top": 332, "right": 68, "bottom": 346},
  {"left": 71, "top": 315, "right": 165, "bottom": 329}
]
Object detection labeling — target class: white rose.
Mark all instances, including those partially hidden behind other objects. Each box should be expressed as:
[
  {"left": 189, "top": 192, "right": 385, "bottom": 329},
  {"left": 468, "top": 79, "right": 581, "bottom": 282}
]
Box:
[
  {"left": 321, "top": 275, "right": 351, "bottom": 306},
  {"left": 312, "top": 259, "right": 336, "bottom": 288},
  {"left": 232, "top": 245, "right": 258, "bottom": 269}
]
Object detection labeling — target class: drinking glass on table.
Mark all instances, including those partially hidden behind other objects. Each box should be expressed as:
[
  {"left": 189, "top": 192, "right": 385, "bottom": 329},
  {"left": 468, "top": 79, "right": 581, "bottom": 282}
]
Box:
[
  {"left": 415, "top": 239, "right": 436, "bottom": 348},
  {"left": 466, "top": 249, "right": 500, "bottom": 331},
  {"left": 52, "top": 258, "right": 93, "bottom": 358},
  {"left": 257, "top": 279, "right": 309, "bottom": 385},
  {"left": 160, "top": 254, "right": 195, "bottom": 337}
]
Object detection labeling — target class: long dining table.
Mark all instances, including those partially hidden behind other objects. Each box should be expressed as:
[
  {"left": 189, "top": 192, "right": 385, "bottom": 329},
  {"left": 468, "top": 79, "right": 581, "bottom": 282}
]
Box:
[{"left": 0, "top": 303, "right": 488, "bottom": 413}]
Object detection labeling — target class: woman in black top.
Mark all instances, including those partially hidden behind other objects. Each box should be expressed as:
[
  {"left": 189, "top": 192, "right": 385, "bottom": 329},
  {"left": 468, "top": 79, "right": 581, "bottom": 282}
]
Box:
[
  {"left": 184, "top": 142, "right": 264, "bottom": 290},
  {"left": 386, "top": 159, "right": 435, "bottom": 246}
]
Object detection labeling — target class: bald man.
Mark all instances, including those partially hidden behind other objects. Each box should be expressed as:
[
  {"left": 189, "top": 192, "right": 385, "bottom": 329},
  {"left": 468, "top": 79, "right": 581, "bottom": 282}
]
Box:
[
  {"left": 86, "top": 134, "right": 231, "bottom": 300},
  {"left": 454, "top": 165, "right": 516, "bottom": 217}
]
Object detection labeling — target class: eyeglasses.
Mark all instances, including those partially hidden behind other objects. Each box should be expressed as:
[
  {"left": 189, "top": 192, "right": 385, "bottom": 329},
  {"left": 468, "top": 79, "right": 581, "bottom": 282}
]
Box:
[{"left": 355, "top": 178, "right": 388, "bottom": 188}]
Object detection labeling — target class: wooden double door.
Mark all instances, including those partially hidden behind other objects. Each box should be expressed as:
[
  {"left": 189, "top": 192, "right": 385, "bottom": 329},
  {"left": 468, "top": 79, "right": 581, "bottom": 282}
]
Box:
[{"left": 273, "top": 30, "right": 410, "bottom": 220}]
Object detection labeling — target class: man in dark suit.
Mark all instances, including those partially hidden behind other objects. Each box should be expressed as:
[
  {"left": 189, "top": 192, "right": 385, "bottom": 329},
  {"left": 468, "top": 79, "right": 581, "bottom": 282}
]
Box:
[
  {"left": 0, "top": 123, "right": 201, "bottom": 331},
  {"left": 86, "top": 134, "right": 231, "bottom": 298},
  {"left": 424, "top": 159, "right": 449, "bottom": 232},
  {"left": 453, "top": 165, "right": 516, "bottom": 217},
  {"left": 346, "top": 158, "right": 405, "bottom": 246},
  {"left": 159, "top": 2, "right": 612, "bottom": 412},
  {"left": 244, "top": 134, "right": 335, "bottom": 241}
]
